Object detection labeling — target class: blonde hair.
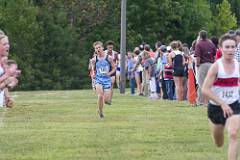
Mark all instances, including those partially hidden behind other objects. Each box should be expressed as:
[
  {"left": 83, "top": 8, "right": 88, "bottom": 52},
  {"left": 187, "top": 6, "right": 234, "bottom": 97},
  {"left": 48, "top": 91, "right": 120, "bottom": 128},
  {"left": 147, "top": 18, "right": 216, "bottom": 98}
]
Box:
[
  {"left": 0, "top": 29, "right": 5, "bottom": 36},
  {"left": 0, "top": 34, "right": 8, "bottom": 41},
  {"left": 93, "top": 41, "right": 103, "bottom": 48}
]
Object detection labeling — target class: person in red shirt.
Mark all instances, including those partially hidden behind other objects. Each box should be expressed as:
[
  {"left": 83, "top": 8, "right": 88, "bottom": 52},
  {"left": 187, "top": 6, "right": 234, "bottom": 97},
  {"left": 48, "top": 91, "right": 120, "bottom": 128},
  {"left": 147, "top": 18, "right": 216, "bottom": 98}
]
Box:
[
  {"left": 215, "top": 49, "right": 222, "bottom": 60},
  {"left": 210, "top": 36, "right": 222, "bottom": 61}
]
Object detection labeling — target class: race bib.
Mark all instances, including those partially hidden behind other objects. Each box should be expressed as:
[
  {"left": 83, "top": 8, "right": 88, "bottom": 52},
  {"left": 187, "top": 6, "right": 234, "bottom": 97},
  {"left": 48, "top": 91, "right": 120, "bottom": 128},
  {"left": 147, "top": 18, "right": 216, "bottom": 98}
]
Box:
[
  {"left": 99, "top": 66, "right": 108, "bottom": 74},
  {"left": 221, "top": 90, "right": 234, "bottom": 99}
]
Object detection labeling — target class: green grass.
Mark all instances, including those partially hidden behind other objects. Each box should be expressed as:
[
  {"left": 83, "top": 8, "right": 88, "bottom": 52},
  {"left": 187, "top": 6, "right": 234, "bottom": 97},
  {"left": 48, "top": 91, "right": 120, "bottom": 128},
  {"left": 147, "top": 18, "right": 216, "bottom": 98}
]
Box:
[{"left": 0, "top": 90, "right": 229, "bottom": 160}]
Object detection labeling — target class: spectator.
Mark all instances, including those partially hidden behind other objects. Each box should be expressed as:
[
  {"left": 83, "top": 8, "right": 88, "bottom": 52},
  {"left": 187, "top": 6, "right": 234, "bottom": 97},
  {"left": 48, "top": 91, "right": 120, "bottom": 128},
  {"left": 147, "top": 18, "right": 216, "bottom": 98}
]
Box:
[
  {"left": 133, "top": 47, "right": 143, "bottom": 96},
  {"left": 164, "top": 49, "right": 174, "bottom": 100},
  {"left": 142, "top": 51, "right": 158, "bottom": 99},
  {"left": 169, "top": 41, "right": 185, "bottom": 101},
  {"left": 194, "top": 30, "right": 216, "bottom": 105},
  {"left": 127, "top": 51, "right": 136, "bottom": 95},
  {"left": 234, "top": 29, "right": 240, "bottom": 64}
]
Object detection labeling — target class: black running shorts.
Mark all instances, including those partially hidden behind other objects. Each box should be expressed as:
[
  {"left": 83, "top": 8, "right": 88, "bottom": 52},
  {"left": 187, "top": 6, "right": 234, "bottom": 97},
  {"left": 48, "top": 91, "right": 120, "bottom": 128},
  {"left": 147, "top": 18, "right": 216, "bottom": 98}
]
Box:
[{"left": 208, "top": 101, "right": 240, "bottom": 125}]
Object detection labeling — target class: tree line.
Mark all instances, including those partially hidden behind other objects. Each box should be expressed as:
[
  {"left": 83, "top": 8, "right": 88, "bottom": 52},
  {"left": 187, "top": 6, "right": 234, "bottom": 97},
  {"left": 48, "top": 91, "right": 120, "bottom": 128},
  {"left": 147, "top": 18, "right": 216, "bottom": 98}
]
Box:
[{"left": 0, "top": 0, "right": 238, "bottom": 90}]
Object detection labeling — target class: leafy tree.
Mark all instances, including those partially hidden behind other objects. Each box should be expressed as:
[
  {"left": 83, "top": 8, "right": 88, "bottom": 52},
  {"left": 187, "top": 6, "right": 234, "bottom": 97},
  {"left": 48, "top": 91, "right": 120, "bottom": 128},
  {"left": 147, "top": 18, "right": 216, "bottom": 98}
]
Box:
[
  {"left": 228, "top": 0, "right": 240, "bottom": 26},
  {"left": 127, "top": 0, "right": 212, "bottom": 47},
  {"left": 209, "top": 0, "right": 240, "bottom": 26},
  {"left": 211, "top": 0, "right": 237, "bottom": 36},
  {"left": 0, "top": 0, "right": 239, "bottom": 90}
]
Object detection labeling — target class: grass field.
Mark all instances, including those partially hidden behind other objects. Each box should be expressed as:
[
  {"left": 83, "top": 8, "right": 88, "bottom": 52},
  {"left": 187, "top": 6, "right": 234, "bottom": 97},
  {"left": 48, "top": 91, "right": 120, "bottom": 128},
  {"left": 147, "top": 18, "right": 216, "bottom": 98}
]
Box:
[{"left": 0, "top": 90, "right": 230, "bottom": 160}]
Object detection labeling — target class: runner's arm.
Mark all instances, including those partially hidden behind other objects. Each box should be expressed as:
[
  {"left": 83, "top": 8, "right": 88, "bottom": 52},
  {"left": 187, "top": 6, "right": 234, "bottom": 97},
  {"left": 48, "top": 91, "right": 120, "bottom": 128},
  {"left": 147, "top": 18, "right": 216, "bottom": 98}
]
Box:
[
  {"left": 107, "top": 56, "right": 116, "bottom": 76},
  {"left": 202, "top": 63, "right": 225, "bottom": 106},
  {"left": 202, "top": 62, "right": 234, "bottom": 117}
]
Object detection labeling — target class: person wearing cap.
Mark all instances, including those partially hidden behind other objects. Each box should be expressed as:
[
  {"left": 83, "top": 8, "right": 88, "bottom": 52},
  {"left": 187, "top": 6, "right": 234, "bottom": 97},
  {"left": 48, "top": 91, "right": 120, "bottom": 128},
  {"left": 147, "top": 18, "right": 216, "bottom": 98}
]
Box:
[{"left": 161, "top": 45, "right": 174, "bottom": 100}]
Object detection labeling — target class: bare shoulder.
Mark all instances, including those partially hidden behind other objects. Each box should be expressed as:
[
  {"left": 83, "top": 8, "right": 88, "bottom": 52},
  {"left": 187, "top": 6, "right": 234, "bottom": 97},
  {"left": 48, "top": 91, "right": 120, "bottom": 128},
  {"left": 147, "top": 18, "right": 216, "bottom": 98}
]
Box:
[
  {"left": 210, "top": 61, "right": 218, "bottom": 71},
  {"left": 207, "top": 61, "right": 218, "bottom": 76},
  {"left": 107, "top": 55, "right": 114, "bottom": 62},
  {"left": 91, "top": 57, "right": 96, "bottom": 64}
]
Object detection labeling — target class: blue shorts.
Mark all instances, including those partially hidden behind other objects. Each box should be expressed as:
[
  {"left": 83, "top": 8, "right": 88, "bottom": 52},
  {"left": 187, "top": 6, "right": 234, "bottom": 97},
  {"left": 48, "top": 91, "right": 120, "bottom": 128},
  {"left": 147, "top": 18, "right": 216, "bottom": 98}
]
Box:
[{"left": 95, "top": 79, "right": 111, "bottom": 90}]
